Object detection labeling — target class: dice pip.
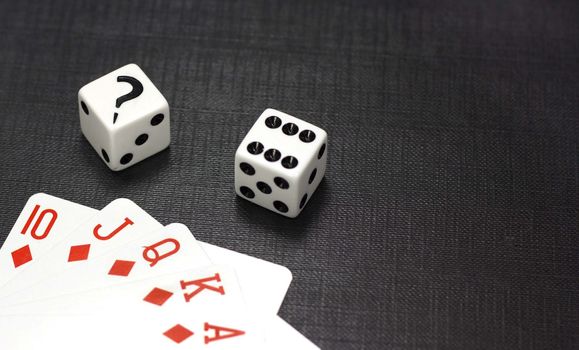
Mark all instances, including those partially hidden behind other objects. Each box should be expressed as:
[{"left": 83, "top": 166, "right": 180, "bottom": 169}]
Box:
[
  {"left": 235, "top": 108, "right": 328, "bottom": 218},
  {"left": 78, "top": 63, "right": 170, "bottom": 171}
]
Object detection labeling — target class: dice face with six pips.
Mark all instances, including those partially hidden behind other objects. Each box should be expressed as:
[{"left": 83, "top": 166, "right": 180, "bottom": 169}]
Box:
[
  {"left": 235, "top": 108, "right": 328, "bottom": 218},
  {"left": 78, "top": 63, "right": 170, "bottom": 171}
]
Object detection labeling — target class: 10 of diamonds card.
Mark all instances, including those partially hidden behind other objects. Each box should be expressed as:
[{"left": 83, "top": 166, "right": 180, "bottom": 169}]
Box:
[{"left": 0, "top": 193, "right": 319, "bottom": 349}]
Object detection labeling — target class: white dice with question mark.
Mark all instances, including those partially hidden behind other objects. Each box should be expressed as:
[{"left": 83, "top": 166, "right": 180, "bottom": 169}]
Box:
[{"left": 78, "top": 63, "right": 170, "bottom": 171}]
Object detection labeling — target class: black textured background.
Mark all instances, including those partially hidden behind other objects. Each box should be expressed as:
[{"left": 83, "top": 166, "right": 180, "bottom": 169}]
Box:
[{"left": 0, "top": 1, "right": 578, "bottom": 349}]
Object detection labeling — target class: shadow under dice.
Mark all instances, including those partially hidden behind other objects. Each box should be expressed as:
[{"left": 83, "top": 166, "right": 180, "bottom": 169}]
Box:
[
  {"left": 235, "top": 108, "right": 328, "bottom": 218},
  {"left": 78, "top": 63, "right": 170, "bottom": 171}
]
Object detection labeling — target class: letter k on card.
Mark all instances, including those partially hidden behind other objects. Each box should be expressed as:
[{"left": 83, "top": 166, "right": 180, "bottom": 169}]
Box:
[{"left": 141, "top": 265, "right": 243, "bottom": 312}]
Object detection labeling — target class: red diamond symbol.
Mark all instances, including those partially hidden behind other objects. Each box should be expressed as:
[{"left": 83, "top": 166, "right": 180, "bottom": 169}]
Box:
[
  {"left": 68, "top": 244, "right": 91, "bottom": 262},
  {"left": 143, "top": 287, "right": 174, "bottom": 306},
  {"left": 163, "top": 324, "right": 193, "bottom": 344},
  {"left": 108, "top": 260, "right": 136, "bottom": 276},
  {"left": 11, "top": 245, "right": 33, "bottom": 268}
]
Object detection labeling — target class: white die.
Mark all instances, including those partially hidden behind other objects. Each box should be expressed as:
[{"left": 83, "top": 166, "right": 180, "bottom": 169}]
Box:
[
  {"left": 235, "top": 108, "right": 328, "bottom": 218},
  {"left": 78, "top": 63, "right": 170, "bottom": 171}
]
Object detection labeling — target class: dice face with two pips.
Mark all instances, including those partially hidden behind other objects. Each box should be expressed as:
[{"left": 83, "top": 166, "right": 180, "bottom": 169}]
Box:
[
  {"left": 235, "top": 109, "right": 328, "bottom": 218},
  {"left": 78, "top": 63, "right": 170, "bottom": 171}
]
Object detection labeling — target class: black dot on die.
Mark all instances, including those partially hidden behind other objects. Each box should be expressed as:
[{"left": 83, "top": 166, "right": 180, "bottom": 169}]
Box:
[
  {"left": 239, "top": 162, "right": 255, "bottom": 175},
  {"left": 281, "top": 156, "right": 298, "bottom": 169},
  {"left": 274, "top": 177, "right": 289, "bottom": 189},
  {"left": 247, "top": 141, "right": 264, "bottom": 155},
  {"left": 318, "top": 143, "right": 326, "bottom": 159},
  {"left": 135, "top": 133, "right": 149, "bottom": 146},
  {"left": 299, "top": 194, "right": 308, "bottom": 209},
  {"left": 239, "top": 186, "right": 255, "bottom": 199},
  {"left": 299, "top": 130, "right": 316, "bottom": 143},
  {"left": 150, "top": 113, "right": 165, "bottom": 126},
  {"left": 120, "top": 153, "right": 133, "bottom": 165},
  {"left": 308, "top": 168, "right": 317, "bottom": 184},
  {"left": 282, "top": 123, "right": 299, "bottom": 136},
  {"left": 273, "top": 201, "right": 288, "bottom": 213},
  {"left": 256, "top": 181, "right": 272, "bottom": 194},
  {"left": 265, "top": 116, "right": 282, "bottom": 129},
  {"left": 101, "top": 149, "right": 110, "bottom": 163},
  {"left": 264, "top": 149, "right": 281, "bottom": 162},
  {"left": 80, "top": 101, "right": 89, "bottom": 115}
]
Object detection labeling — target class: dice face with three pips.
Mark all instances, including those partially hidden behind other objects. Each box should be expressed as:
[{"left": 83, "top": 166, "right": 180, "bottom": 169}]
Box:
[
  {"left": 235, "top": 108, "right": 328, "bottom": 218},
  {"left": 78, "top": 63, "right": 170, "bottom": 171}
]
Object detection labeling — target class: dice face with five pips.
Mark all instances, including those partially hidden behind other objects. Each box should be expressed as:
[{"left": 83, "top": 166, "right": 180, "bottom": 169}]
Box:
[
  {"left": 235, "top": 109, "right": 328, "bottom": 218},
  {"left": 78, "top": 63, "right": 170, "bottom": 171}
]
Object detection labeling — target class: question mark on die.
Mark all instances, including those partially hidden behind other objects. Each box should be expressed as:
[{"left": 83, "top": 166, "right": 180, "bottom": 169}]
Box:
[{"left": 113, "top": 76, "right": 143, "bottom": 124}]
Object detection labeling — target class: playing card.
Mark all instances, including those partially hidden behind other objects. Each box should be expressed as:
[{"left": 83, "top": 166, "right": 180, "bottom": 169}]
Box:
[
  {"left": 0, "top": 193, "right": 98, "bottom": 289},
  {"left": 0, "top": 198, "right": 162, "bottom": 305},
  {"left": 0, "top": 195, "right": 311, "bottom": 349},
  {"left": 0, "top": 240, "right": 304, "bottom": 348}
]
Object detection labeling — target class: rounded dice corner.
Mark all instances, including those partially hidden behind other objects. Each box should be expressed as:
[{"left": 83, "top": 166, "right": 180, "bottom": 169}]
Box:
[
  {"left": 260, "top": 107, "right": 281, "bottom": 118},
  {"left": 159, "top": 137, "right": 171, "bottom": 152},
  {"left": 317, "top": 128, "right": 329, "bottom": 142},
  {"left": 123, "top": 62, "right": 143, "bottom": 71},
  {"left": 234, "top": 142, "right": 247, "bottom": 158},
  {"left": 111, "top": 63, "right": 147, "bottom": 79},
  {"left": 159, "top": 97, "right": 170, "bottom": 111},
  {"left": 108, "top": 165, "right": 126, "bottom": 172},
  {"left": 77, "top": 86, "right": 88, "bottom": 99},
  {"left": 283, "top": 210, "right": 301, "bottom": 219}
]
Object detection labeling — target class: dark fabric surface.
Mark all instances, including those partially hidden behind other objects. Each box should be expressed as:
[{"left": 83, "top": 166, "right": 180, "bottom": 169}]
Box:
[{"left": 0, "top": 1, "right": 578, "bottom": 349}]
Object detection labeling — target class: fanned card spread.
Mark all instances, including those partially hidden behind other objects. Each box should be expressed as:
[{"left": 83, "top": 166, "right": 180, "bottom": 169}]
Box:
[{"left": 0, "top": 193, "right": 319, "bottom": 349}]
